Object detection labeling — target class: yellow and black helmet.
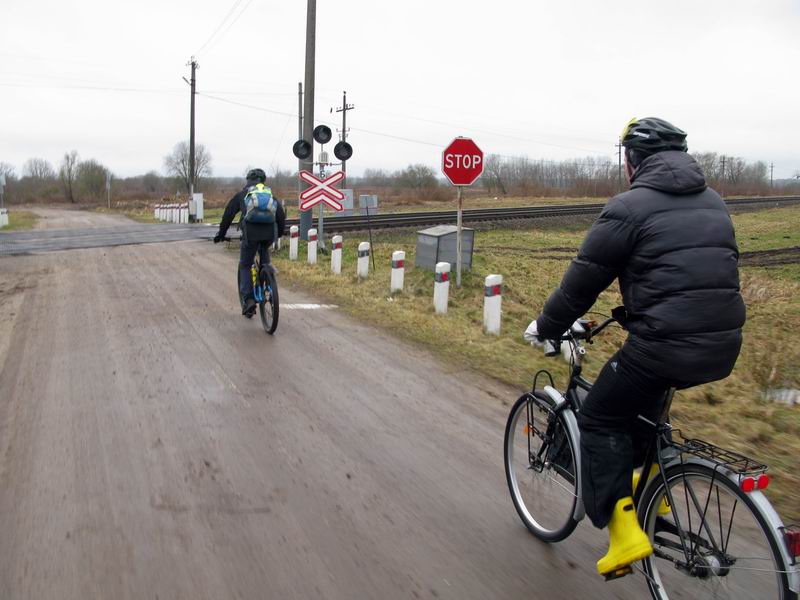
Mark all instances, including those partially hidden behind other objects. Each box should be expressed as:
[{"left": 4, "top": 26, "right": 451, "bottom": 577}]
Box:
[{"left": 620, "top": 117, "right": 688, "bottom": 154}]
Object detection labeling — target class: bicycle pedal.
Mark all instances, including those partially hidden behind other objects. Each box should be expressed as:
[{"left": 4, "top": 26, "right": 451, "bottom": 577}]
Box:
[{"left": 602, "top": 566, "right": 633, "bottom": 581}]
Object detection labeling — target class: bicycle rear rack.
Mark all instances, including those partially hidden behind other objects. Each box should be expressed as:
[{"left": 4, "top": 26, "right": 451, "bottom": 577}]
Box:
[{"left": 669, "top": 431, "right": 768, "bottom": 476}]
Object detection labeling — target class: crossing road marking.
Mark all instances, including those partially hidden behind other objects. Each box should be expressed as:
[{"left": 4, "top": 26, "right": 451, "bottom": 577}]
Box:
[{"left": 281, "top": 303, "right": 338, "bottom": 310}]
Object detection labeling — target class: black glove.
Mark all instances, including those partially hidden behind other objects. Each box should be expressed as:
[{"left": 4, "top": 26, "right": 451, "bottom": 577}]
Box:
[{"left": 213, "top": 232, "right": 224, "bottom": 244}]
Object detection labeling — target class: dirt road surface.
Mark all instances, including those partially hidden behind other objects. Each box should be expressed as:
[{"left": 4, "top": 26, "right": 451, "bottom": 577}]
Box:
[
  {"left": 29, "top": 206, "right": 135, "bottom": 229},
  {"left": 0, "top": 235, "right": 657, "bottom": 599}
]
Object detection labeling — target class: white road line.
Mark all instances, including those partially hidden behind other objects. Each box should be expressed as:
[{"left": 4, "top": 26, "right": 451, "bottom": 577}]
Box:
[{"left": 281, "top": 304, "right": 338, "bottom": 310}]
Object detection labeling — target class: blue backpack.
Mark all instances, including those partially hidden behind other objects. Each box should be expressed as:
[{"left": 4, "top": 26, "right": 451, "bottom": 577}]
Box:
[{"left": 243, "top": 184, "right": 277, "bottom": 224}]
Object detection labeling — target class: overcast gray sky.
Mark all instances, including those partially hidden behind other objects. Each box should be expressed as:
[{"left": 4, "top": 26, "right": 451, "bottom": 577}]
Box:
[{"left": 2, "top": 0, "right": 799, "bottom": 179}]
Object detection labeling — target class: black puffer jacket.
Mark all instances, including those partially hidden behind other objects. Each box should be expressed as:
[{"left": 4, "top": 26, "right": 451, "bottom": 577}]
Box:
[{"left": 536, "top": 151, "right": 745, "bottom": 384}]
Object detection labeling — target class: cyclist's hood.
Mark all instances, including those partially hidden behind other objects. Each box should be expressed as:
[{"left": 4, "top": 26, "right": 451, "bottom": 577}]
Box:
[{"left": 630, "top": 150, "right": 706, "bottom": 196}]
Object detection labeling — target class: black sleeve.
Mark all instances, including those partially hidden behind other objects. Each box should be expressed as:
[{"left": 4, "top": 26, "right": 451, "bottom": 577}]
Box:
[
  {"left": 275, "top": 201, "right": 287, "bottom": 237},
  {"left": 536, "top": 198, "right": 638, "bottom": 339},
  {"left": 218, "top": 192, "right": 244, "bottom": 237}
]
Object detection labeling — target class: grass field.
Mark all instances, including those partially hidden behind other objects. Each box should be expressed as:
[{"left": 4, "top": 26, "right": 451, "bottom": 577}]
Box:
[
  {"left": 270, "top": 206, "right": 800, "bottom": 520},
  {"left": 0, "top": 210, "right": 39, "bottom": 231}
]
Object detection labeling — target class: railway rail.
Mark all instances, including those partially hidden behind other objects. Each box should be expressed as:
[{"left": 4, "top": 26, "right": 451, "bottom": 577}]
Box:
[{"left": 286, "top": 195, "right": 800, "bottom": 233}]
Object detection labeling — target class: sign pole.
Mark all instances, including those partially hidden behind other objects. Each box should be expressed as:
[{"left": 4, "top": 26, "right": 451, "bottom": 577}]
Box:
[{"left": 456, "top": 186, "right": 463, "bottom": 288}]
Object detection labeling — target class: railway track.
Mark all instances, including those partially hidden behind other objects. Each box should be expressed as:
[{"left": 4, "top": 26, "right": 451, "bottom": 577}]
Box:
[{"left": 286, "top": 195, "right": 800, "bottom": 233}]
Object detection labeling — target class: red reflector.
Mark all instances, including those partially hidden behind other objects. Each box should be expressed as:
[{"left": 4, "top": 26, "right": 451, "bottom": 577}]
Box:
[
  {"left": 740, "top": 476, "right": 756, "bottom": 493},
  {"left": 757, "top": 474, "right": 770, "bottom": 490},
  {"left": 786, "top": 529, "right": 800, "bottom": 558}
]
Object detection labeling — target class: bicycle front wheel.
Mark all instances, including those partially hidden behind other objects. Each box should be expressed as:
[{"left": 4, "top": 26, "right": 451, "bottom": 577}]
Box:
[
  {"left": 259, "top": 268, "right": 279, "bottom": 334},
  {"left": 504, "top": 392, "right": 579, "bottom": 542},
  {"left": 640, "top": 463, "right": 794, "bottom": 600}
]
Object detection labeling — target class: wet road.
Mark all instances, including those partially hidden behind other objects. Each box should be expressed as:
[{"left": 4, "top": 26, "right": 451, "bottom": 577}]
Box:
[{"left": 0, "top": 216, "right": 656, "bottom": 599}]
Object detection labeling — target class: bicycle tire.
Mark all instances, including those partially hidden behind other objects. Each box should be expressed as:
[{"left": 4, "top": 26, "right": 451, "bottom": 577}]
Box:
[
  {"left": 639, "top": 462, "right": 795, "bottom": 600},
  {"left": 259, "top": 268, "right": 279, "bottom": 334},
  {"left": 504, "top": 392, "right": 579, "bottom": 542}
]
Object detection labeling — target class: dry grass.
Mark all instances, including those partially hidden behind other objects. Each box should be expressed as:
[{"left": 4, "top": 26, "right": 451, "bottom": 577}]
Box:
[
  {"left": 0, "top": 210, "right": 39, "bottom": 231},
  {"left": 271, "top": 206, "right": 800, "bottom": 520}
]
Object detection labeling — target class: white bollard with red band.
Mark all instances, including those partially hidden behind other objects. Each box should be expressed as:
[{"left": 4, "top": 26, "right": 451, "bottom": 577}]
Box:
[
  {"left": 433, "top": 262, "right": 450, "bottom": 314},
  {"left": 154, "top": 205, "right": 159, "bottom": 220},
  {"left": 289, "top": 225, "right": 299, "bottom": 260},
  {"left": 483, "top": 274, "right": 503, "bottom": 335},
  {"left": 308, "top": 228, "right": 318, "bottom": 264},
  {"left": 357, "top": 242, "right": 370, "bottom": 279},
  {"left": 331, "top": 235, "right": 343, "bottom": 274},
  {"left": 391, "top": 250, "right": 405, "bottom": 292}
]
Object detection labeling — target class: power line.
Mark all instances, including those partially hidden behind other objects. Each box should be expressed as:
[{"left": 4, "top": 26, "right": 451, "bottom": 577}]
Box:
[
  {"left": 194, "top": 0, "right": 245, "bottom": 56},
  {"left": 355, "top": 103, "right": 609, "bottom": 155},
  {"left": 0, "top": 81, "right": 183, "bottom": 95},
  {"left": 198, "top": 92, "right": 613, "bottom": 166},
  {"left": 203, "top": 0, "right": 258, "bottom": 55}
]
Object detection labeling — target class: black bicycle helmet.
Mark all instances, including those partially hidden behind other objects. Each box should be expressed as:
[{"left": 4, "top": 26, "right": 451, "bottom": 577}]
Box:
[
  {"left": 620, "top": 117, "right": 688, "bottom": 154},
  {"left": 246, "top": 168, "right": 267, "bottom": 184}
]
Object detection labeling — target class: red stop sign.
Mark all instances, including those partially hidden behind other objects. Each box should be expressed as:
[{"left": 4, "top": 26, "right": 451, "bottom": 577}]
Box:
[{"left": 442, "top": 137, "right": 484, "bottom": 186}]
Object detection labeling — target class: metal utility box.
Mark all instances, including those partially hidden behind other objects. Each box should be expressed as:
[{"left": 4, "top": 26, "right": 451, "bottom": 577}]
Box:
[
  {"left": 359, "top": 194, "right": 378, "bottom": 214},
  {"left": 336, "top": 189, "right": 354, "bottom": 217},
  {"left": 415, "top": 225, "right": 474, "bottom": 271},
  {"left": 189, "top": 193, "right": 204, "bottom": 222}
]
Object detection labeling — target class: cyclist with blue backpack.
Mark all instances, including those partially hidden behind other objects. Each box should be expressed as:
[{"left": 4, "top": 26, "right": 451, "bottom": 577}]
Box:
[{"left": 214, "top": 168, "right": 287, "bottom": 317}]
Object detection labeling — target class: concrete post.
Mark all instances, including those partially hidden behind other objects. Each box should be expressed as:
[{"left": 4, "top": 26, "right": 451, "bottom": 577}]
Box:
[
  {"left": 391, "top": 250, "right": 405, "bottom": 293},
  {"left": 483, "top": 274, "right": 503, "bottom": 335},
  {"left": 289, "top": 225, "right": 299, "bottom": 260},
  {"left": 308, "top": 228, "right": 318, "bottom": 264},
  {"left": 357, "top": 242, "right": 370, "bottom": 279},
  {"left": 433, "top": 262, "right": 450, "bottom": 314},
  {"left": 331, "top": 235, "right": 343, "bottom": 274}
]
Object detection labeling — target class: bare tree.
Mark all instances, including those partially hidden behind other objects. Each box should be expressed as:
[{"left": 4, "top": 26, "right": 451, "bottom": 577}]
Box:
[
  {"left": 395, "top": 164, "right": 438, "bottom": 190},
  {"left": 0, "top": 162, "right": 15, "bottom": 180},
  {"left": 59, "top": 150, "right": 80, "bottom": 203},
  {"left": 23, "top": 157, "right": 55, "bottom": 180},
  {"left": 142, "top": 170, "right": 162, "bottom": 194},
  {"left": 483, "top": 154, "right": 507, "bottom": 195},
  {"left": 163, "top": 141, "right": 212, "bottom": 194},
  {"left": 76, "top": 159, "right": 110, "bottom": 199}
]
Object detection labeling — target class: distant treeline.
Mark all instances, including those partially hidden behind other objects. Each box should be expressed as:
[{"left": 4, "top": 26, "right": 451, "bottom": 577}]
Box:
[{"left": 1, "top": 149, "right": 797, "bottom": 207}]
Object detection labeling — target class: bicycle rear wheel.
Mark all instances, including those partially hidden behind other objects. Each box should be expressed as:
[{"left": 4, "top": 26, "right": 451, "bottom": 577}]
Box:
[
  {"left": 504, "top": 392, "right": 579, "bottom": 542},
  {"left": 639, "top": 463, "right": 794, "bottom": 599},
  {"left": 259, "top": 267, "right": 279, "bottom": 334}
]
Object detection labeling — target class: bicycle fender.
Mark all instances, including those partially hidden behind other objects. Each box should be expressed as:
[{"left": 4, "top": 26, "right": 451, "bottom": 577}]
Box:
[
  {"left": 661, "top": 456, "right": 799, "bottom": 592},
  {"left": 542, "top": 386, "right": 585, "bottom": 523}
]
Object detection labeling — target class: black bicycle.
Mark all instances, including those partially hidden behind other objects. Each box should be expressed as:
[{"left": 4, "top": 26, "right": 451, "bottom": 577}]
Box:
[
  {"left": 221, "top": 236, "right": 279, "bottom": 334},
  {"left": 504, "top": 316, "right": 799, "bottom": 599}
]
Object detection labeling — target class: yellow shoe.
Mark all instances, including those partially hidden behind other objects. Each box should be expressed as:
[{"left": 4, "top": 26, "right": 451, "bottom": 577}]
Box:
[
  {"left": 597, "top": 497, "right": 653, "bottom": 576},
  {"left": 632, "top": 467, "right": 671, "bottom": 515}
]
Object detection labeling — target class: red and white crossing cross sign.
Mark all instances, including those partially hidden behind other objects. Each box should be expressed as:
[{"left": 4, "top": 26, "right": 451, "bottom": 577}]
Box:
[
  {"left": 442, "top": 137, "right": 484, "bottom": 186},
  {"left": 298, "top": 170, "right": 345, "bottom": 212}
]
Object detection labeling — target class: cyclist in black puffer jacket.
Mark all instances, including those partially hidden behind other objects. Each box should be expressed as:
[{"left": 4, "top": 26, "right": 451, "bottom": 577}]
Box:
[{"left": 524, "top": 117, "right": 745, "bottom": 577}]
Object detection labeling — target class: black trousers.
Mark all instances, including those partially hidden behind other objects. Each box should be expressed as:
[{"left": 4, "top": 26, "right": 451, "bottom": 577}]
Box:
[
  {"left": 238, "top": 239, "right": 271, "bottom": 302},
  {"left": 576, "top": 349, "right": 674, "bottom": 528}
]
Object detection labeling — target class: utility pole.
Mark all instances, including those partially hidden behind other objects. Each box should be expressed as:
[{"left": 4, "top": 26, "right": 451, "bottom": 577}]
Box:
[
  {"left": 299, "top": 0, "right": 316, "bottom": 240},
  {"left": 615, "top": 139, "right": 623, "bottom": 193},
  {"left": 335, "top": 90, "right": 355, "bottom": 188},
  {"left": 720, "top": 155, "right": 726, "bottom": 197},
  {"left": 770, "top": 162, "right": 774, "bottom": 188},
  {"left": 185, "top": 57, "right": 199, "bottom": 198},
  {"left": 297, "top": 81, "right": 303, "bottom": 210}
]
